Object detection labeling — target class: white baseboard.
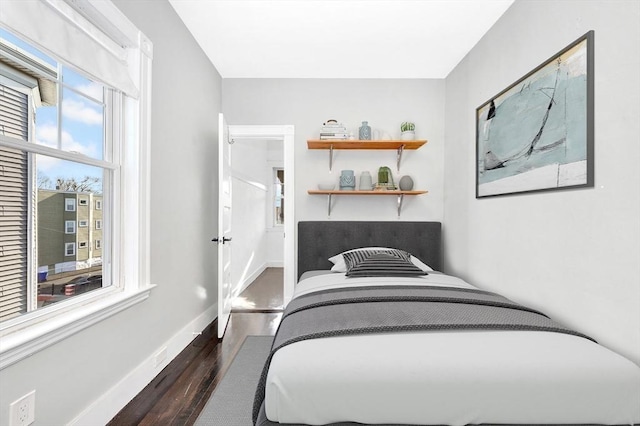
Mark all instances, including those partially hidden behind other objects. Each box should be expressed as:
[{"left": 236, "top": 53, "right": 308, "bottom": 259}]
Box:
[
  {"left": 267, "top": 261, "right": 284, "bottom": 268},
  {"left": 69, "top": 303, "right": 218, "bottom": 426}
]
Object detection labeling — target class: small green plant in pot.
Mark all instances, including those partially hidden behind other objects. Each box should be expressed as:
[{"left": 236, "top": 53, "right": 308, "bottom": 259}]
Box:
[{"left": 400, "top": 122, "right": 415, "bottom": 140}]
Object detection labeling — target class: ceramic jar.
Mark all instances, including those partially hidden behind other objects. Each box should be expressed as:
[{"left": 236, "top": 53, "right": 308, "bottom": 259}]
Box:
[
  {"left": 399, "top": 175, "right": 414, "bottom": 191},
  {"left": 359, "top": 171, "right": 373, "bottom": 190},
  {"left": 339, "top": 170, "right": 356, "bottom": 191},
  {"left": 358, "top": 121, "right": 371, "bottom": 140}
]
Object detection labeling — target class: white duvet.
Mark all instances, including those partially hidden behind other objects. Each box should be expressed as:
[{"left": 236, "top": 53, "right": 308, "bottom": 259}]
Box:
[{"left": 264, "top": 273, "right": 640, "bottom": 425}]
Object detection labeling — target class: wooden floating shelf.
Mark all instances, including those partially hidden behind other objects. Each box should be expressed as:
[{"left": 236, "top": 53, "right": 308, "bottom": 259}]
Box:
[
  {"left": 308, "top": 189, "right": 428, "bottom": 217},
  {"left": 307, "top": 140, "right": 427, "bottom": 150},
  {"left": 308, "top": 190, "right": 427, "bottom": 195},
  {"left": 307, "top": 139, "right": 428, "bottom": 171}
]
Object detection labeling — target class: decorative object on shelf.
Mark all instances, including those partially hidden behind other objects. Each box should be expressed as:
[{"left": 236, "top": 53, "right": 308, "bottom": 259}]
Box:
[
  {"left": 376, "top": 166, "right": 396, "bottom": 190},
  {"left": 320, "top": 119, "right": 348, "bottom": 140},
  {"left": 399, "top": 175, "right": 414, "bottom": 191},
  {"left": 476, "top": 31, "right": 594, "bottom": 198},
  {"left": 400, "top": 121, "right": 415, "bottom": 140},
  {"left": 339, "top": 170, "right": 356, "bottom": 191},
  {"left": 359, "top": 171, "right": 373, "bottom": 190},
  {"left": 317, "top": 181, "right": 335, "bottom": 191},
  {"left": 358, "top": 121, "right": 371, "bottom": 140}
]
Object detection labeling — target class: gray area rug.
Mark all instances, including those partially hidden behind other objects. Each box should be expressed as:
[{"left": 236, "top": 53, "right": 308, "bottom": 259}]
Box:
[{"left": 195, "top": 336, "right": 273, "bottom": 426}]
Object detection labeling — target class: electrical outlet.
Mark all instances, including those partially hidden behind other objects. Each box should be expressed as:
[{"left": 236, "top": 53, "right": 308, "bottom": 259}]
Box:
[
  {"left": 154, "top": 346, "right": 167, "bottom": 367},
  {"left": 9, "top": 390, "right": 35, "bottom": 426}
]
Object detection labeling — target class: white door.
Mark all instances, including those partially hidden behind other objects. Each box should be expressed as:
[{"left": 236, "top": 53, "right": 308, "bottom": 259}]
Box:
[{"left": 216, "top": 113, "right": 233, "bottom": 338}]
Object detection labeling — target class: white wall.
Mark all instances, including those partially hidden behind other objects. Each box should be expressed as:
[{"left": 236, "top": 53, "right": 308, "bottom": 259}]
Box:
[
  {"left": 0, "top": 1, "right": 223, "bottom": 424},
  {"left": 231, "top": 138, "right": 269, "bottom": 291},
  {"left": 444, "top": 0, "right": 640, "bottom": 364},
  {"left": 222, "top": 79, "right": 445, "bottom": 222}
]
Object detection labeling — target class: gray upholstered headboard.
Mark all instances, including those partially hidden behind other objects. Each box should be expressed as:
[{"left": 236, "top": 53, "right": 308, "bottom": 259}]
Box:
[{"left": 297, "top": 221, "right": 442, "bottom": 280}]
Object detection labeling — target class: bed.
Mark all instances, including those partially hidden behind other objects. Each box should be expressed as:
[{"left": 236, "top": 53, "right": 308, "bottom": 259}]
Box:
[{"left": 254, "top": 221, "right": 640, "bottom": 426}]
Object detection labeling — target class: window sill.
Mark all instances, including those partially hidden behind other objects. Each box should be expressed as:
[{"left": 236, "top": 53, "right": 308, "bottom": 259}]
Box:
[{"left": 0, "top": 285, "right": 156, "bottom": 370}]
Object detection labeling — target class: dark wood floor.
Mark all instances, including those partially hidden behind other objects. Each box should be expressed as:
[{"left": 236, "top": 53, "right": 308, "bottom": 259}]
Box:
[
  {"left": 232, "top": 267, "right": 284, "bottom": 312},
  {"left": 108, "top": 268, "right": 283, "bottom": 425}
]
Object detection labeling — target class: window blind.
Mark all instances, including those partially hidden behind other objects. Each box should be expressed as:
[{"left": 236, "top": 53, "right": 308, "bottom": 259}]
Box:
[{"left": 0, "top": 0, "right": 142, "bottom": 97}]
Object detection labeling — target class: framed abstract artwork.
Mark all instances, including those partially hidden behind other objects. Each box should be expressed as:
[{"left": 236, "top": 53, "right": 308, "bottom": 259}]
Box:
[{"left": 476, "top": 31, "right": 594, "bottom": 198}]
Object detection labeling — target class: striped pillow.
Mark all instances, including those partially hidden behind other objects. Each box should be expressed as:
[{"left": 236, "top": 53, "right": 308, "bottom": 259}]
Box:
[
  {"left": 345, "top": 252, "right": 427, "bottom": 278},
  {"left": 342, "top": 248, "right": 411, "bottom": 271}
]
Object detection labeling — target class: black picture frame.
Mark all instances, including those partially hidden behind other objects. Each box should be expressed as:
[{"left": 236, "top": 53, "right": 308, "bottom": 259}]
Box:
[{"left": 476, "top": 31, "right": 594, "bottom": 198}]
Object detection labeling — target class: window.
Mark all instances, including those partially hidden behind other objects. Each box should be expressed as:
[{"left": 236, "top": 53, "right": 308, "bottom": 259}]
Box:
[
  {"left": 65, "top": 243, "right": 76, "bottom": 256},
  {"left": 274, "top": 168, "right": 285, "bottom": 226},
  {"left": 65, "top": 221, "right": 76, "bottom": 234},
  {"left": 65, "top": 198, "right": 76, "bottom": 211},
  {"left": 0, "top": 1, "right": 153, "bottom": 369}
]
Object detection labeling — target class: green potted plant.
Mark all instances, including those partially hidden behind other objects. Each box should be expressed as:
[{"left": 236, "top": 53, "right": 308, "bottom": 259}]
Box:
[{"left": 400, "top": 121, "right": 415, "bottom": 140}]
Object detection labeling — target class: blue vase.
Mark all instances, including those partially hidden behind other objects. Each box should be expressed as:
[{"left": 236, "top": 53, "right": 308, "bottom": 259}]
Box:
[
  {"left": 339, "top": 170, "right": 355, "bottom": 191},
  {"left": 358, "top": 121, "right": 371, "bottom": 140}
]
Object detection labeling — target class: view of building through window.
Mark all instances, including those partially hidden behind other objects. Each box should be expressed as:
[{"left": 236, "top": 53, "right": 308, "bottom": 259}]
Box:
[
  {"left": 0, "top": 28, "right": 109, "bottom": 321},
  {"left": 274, "top": 168, "right": 284, "bottom": 225}
]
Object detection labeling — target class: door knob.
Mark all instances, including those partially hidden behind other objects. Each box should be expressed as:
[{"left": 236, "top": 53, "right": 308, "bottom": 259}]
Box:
[{"left": 211, "top": 237, "right": 232, "bottom": 243}]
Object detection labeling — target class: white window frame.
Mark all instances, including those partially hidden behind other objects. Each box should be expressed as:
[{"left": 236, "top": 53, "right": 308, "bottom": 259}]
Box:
[
  {"left": 65, "top": 242, "right": 76, "bottom": 256},
  {"left": 0, "top": 2, "right": 154, "bottom": 370},
  {"left": 95, "top": 219, "right": 103, "bottom": 230},
  {"left": 79, "top": 198, "right": 88, "bottom": 206},
  {"left": 78, "top": 220, "right": 88, "bottom": 227},
  {"left": 65, "top": 198, "right": 76, "bottom": 212},
  {"left": 79, "top": 241, "right": 88, "bottom": 249},
  {"left": 95, "top": 199, "right": 102, "bottom": 210},
  {"left": 95, "top": 239, "right": 102, "bottom": 250},
  {"left": 65, "top": 220, "right": 76, "bottom": 234}
]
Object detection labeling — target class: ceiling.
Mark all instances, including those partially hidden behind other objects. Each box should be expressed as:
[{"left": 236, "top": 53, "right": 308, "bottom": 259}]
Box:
[{"left": 168, "top": 0, "right": 514, "bottom": 79}]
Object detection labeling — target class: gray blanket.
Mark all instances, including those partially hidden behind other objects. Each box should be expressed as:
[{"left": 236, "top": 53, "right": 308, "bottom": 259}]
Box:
[{"left": 252, "top": 284, "right": 595, "bottom": 425}]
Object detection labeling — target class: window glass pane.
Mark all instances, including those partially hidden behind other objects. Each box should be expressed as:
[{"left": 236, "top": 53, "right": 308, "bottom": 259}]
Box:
[
  {"left": 60, "top": 87, "right": 104, "bottom": 160},
  {"left": 34, "top": 102, "right": 60, "bottom": 149},
  {"left": 35, "top": 155, "right": 107, "bottom": 309},
  {"left": 62, "top": 66, "right": 104, "bottom": 102}
]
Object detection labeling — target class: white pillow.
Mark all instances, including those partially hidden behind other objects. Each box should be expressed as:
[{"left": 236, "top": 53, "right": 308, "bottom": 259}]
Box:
[{"left": 329, "top": 247, "right": 433, "bottom": 273}]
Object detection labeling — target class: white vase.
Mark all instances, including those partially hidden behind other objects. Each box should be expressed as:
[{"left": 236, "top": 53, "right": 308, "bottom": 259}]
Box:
[
  {"left": 359, "top": 171, "right": 373, "bottom": 190},
  {"left": 401, "top": 131, "right": 415, "bottom": 141}
]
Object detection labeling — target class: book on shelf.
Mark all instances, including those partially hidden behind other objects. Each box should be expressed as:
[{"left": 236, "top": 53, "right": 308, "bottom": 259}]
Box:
[
  {"left": 320, "top": 135, "right": 349, "bottom": 140},
  {"left": 320, "top": 133, "right": 348, "bottom": 137}
]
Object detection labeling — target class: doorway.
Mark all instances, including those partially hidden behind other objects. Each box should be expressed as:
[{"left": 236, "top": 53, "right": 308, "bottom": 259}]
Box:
[
  {"left": 220, "top": 124, "right": 295, "bottom": 319},
  {"left": 230, "top": 141, "right": 285, "bottom": 313}
]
